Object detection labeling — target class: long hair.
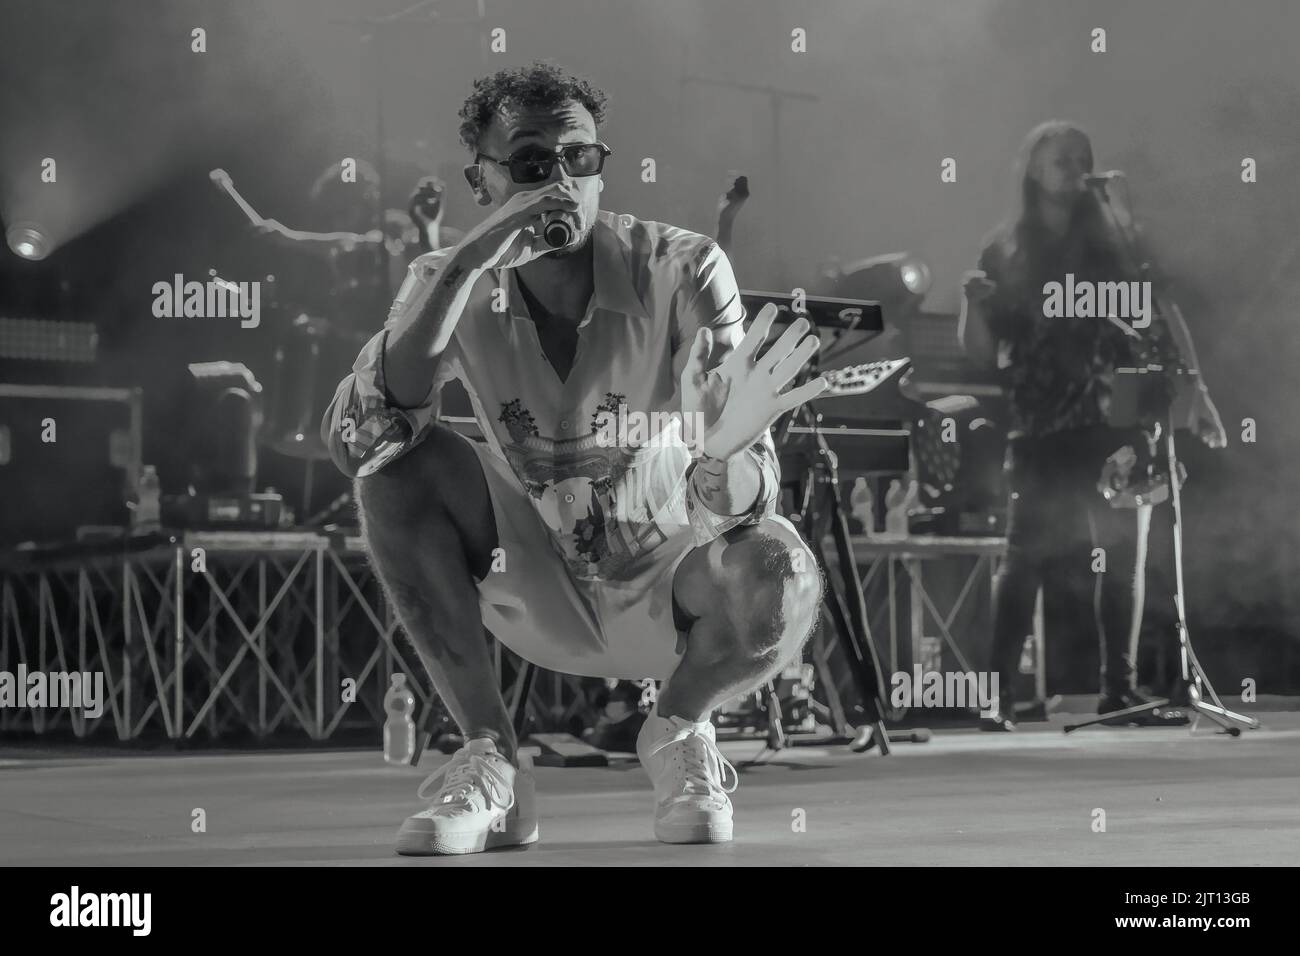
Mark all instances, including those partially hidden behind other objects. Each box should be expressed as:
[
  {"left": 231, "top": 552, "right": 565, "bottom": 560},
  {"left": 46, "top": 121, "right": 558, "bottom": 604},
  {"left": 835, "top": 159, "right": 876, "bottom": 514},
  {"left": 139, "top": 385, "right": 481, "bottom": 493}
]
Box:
[
  {"left": 997, "top": 120, "right": 1125, "bottom": 291},
  {"left": 1015, "top": 120, "right": 1093, "bottom": 227}
]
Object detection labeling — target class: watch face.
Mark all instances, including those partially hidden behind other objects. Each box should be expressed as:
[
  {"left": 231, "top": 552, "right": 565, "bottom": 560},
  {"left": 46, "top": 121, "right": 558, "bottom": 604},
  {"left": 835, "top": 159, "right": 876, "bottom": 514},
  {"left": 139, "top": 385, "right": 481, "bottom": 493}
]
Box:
[
  {"left": 355, "top": 439, "right": 405, "bottom": 479},
  {"left": 355, "top": 416, "right": 413, "bottom": 478}
]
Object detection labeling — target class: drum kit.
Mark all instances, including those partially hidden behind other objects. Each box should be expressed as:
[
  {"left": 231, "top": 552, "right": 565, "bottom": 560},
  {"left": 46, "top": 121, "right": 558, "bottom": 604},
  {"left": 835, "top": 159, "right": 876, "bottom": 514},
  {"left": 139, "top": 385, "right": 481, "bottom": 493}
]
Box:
[
  {"left": 211, "top": 164, "right": 454, "bottom": 521},
  {"left": 212, "top": 1, "right": 487, "bottom": 520}
]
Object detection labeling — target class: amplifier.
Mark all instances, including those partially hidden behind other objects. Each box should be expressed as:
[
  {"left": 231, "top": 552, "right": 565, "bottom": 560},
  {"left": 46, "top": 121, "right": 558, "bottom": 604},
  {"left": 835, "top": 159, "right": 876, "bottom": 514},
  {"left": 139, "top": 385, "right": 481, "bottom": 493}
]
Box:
[
  {"left": 161, "top": 491, "right": 287, "bottom": 530},
  {"left": 0, "top": 384, "right": 142, "bottom": 547},
  {"left": 739, "top": 289, "right": 883, "bottom": 335},
  {"left": 0, "top": 317, "right": 98, "bottom": 363},
  {"left": 779, "top": 420, "right": 911, "bottom": 478}
]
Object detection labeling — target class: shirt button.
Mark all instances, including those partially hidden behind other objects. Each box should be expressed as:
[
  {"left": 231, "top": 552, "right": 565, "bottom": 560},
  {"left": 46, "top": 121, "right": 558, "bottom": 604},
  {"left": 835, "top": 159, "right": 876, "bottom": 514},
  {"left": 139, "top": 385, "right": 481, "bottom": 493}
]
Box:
[
  {"left": 564, "top": 493, "right": 576, "bottom": 504},
  {"left": 560, "top": 419, "right": 570, "bottom": 430}
]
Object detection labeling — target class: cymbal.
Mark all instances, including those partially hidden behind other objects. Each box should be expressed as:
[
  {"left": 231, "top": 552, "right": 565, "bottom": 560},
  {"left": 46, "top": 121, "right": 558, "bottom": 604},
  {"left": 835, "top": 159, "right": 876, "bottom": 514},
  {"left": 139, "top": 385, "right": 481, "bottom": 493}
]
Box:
[{"left": 264, "top": 429, "right": 333, "bottom": 462}]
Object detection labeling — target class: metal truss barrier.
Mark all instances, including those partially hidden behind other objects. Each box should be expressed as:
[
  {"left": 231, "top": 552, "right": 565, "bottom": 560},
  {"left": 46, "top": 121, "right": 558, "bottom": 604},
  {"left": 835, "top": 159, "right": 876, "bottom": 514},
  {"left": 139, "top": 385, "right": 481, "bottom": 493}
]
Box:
[
  {"left": 816, "top": 535, "right": 1045, "bottom": 718},
  {"left": 1, "top": 530, "right": 1042, "bottom": 741},
  {"left": 1, "top": 531, "right": 406, "bottom": 740}
]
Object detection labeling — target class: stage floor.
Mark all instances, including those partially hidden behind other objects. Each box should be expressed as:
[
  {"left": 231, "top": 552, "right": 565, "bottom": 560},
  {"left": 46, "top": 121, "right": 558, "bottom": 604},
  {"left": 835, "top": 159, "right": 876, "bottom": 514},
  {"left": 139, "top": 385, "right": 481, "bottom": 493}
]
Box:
[{"left": 3, "top": 711, "right": 1298, "bottom": 866}]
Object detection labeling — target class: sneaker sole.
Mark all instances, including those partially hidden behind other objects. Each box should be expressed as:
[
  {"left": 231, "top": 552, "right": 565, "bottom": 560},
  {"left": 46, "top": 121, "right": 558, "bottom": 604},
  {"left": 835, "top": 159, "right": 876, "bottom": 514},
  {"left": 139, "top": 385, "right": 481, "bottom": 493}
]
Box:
[
  {"left": 395, "top": 819, "right": 539, "bottom": 856},
  {"left": 654, "top": 820, "right": 733, "bottom": 845}
]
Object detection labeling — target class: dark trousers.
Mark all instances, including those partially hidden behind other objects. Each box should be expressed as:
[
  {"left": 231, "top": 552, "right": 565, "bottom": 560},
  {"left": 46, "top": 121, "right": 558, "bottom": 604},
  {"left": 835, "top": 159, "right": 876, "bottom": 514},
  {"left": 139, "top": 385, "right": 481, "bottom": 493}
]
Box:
[{"left": 990, "top": 425, "right": 1151, "bottom": 705}]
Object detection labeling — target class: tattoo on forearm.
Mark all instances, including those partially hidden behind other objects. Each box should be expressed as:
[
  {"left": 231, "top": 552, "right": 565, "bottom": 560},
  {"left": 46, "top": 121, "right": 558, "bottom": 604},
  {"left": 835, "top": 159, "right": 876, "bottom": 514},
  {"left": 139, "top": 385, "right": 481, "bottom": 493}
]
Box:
[
  {"left": 692, "top": 451, "right": 762, "bottom": 514},
  {"left": 412, "top": 264, "right": 468, "bottom": 329},
  {"left": 696, "top": 455, "right": 728, "bottom": 504},
  {"left": 694, "top": 453, "right": 727, "bottom": 504}
]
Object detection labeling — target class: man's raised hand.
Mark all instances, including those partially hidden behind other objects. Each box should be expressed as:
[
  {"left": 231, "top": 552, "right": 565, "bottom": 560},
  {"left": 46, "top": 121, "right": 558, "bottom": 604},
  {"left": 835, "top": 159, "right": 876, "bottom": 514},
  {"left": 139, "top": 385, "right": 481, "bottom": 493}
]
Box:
[{"left": 680, "top": 302, "right": 828, "bottom": 461}]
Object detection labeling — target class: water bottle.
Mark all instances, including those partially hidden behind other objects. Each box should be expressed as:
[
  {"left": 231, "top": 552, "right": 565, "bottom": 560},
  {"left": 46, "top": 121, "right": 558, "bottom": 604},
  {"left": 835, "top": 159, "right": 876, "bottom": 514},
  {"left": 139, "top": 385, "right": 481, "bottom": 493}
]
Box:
[
  {"left": 134, "top": 465, "right": 161, "bottom": 533},
  {"left": 383, "top": 673, "right": 416, "bottom": 765},
  {"left": 1018, "top": 633, "right": 1037, "bottom": 675},
  {"left": 849, "top": 477, "right": 875, "bottom": 537},
  {"left": 884, "top": 478, "right": 917, "bottom": 537}
]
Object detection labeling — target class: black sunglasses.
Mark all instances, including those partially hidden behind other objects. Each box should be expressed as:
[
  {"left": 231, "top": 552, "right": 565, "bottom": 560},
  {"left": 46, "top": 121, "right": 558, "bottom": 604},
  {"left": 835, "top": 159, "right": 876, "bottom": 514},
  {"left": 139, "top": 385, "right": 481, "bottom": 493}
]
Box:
[{"left": 475, "top": 142, "right": 612, "bottom": 185}]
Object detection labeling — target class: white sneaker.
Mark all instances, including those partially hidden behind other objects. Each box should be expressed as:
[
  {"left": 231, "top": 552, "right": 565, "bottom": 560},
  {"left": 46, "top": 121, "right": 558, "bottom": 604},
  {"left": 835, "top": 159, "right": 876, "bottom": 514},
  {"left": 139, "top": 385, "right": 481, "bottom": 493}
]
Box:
[
  {"left": 396, "top": 737, "right": 538, "bottom": 855},
  {"left": 636, "top": 703, "right": 738, "bottom": 844}
]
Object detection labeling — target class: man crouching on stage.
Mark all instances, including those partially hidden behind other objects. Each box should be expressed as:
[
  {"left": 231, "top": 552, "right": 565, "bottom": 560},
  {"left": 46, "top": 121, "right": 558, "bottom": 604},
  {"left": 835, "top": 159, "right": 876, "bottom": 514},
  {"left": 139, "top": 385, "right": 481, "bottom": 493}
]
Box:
[{"left": 323, "top": 61, "right": 826, "bottom": 854}]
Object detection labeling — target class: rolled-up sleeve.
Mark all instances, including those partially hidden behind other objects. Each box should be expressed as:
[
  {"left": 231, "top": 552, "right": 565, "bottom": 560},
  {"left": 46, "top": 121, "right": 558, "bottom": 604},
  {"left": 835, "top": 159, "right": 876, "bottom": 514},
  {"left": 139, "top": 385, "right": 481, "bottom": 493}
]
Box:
[
  {"left": 321, "top": 253, "right": 458, "bottom": 479},
  {"left": 683, "top": 443, "right": 781, "bottom": 547}
]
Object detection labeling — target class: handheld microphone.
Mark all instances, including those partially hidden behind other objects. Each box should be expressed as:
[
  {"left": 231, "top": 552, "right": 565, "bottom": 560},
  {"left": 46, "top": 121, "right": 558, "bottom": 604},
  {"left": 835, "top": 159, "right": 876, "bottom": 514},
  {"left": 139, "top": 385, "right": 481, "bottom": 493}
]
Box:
[
  {"left": 542, "top": 212, "right": 573, "bottom": 249},
  {"left": 1084, "top": 170, "right": 1125, "bottom": 187}
]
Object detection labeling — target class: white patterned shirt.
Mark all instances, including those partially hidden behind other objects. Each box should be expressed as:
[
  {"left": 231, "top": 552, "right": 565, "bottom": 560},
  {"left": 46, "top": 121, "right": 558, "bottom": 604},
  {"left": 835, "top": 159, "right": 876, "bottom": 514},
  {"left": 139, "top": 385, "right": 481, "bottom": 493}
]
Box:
[{"left": 323, "top": 210, "right": 779, "bottom": 584}]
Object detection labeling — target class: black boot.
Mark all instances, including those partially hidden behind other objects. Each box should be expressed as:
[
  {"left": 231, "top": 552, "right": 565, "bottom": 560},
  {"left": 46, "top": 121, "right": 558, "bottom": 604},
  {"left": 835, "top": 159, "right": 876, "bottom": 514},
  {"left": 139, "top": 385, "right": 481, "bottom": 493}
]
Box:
[{"left": 1098, "top": 688, "right": 1190, "bottom": 727}]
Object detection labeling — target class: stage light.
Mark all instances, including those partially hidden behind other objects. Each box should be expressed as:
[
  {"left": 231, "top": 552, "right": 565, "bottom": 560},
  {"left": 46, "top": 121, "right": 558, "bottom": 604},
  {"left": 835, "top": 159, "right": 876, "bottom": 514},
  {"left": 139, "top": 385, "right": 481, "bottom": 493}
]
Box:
[
  {"left": 6, "top": 223, "right": 50, "bottom": 260},
  {"left": 900, "top": 258, "right": 931, "bottom": 295},
  {"left": 186, "top": 361, "right": 264, "bottom": 496},
  {"left": 826, "top": 251, "right": 932, "bottom": 311}
]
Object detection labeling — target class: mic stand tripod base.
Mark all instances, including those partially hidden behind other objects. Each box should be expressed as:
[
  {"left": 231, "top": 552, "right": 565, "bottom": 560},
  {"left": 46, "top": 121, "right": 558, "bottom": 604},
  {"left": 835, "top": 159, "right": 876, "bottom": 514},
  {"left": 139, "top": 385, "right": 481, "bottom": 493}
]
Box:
[
  {"left": 851, "top": 724, "right": 932, "bottom": 752},
  {"left": 1063, "top": 697, "right": 1179, "bottom": 734},
  {"left": 1065, "top": 419, "right": 1259, "bottom": 738},
  {"left": 1063, "top": 682, "right": 1256, "bottom": 735},
  {"left": 759, "top": 399, "right": 932, "bottom": 758},
  {"left": 851, "top": 721, "right": 892, "bottom": 754},
  {"left": 1184, "top": 677, "right": 1256, "bottom": 735}
]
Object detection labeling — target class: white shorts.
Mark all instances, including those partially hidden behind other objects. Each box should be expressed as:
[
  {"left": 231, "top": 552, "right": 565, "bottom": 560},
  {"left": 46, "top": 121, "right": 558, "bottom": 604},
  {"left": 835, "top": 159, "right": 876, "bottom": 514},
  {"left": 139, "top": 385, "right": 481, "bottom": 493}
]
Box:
[
  {"left": 469, "top": 437, "right": 694, "bottom": 680},
  {"left": 465, "top": 434, "right": 806, "bottom": 680}
]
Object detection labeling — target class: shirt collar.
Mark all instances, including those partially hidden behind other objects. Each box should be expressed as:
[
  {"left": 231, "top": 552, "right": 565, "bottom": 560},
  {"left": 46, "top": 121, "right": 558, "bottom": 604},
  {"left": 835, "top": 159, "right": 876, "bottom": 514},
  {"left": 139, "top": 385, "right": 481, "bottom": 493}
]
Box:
[{"left": 500, "top": 210, "right": 649, "bottom": 322}]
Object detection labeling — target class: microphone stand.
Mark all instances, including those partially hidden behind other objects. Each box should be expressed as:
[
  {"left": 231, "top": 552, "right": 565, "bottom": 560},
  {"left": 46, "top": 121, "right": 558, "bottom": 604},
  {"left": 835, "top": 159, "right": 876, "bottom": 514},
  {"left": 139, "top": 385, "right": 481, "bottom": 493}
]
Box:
[
  {"left": 1064, "top": 178, "right": 1258, "bottom": 736},
  {"left": 765, "top": 359, "right": 930, "bottom": 756}
]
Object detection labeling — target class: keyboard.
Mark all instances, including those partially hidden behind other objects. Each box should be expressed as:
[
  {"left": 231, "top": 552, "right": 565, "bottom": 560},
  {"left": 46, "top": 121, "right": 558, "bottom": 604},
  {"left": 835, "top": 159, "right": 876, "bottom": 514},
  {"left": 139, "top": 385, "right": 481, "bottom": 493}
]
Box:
[{"left": 822, "top": 358, "right": 911, "bottom": 398}]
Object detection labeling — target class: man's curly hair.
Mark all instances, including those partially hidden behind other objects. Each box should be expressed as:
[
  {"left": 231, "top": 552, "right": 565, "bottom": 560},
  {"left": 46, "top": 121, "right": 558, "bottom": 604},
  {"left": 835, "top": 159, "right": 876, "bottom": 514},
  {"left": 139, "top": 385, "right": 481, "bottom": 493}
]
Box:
[{"left": 457, "top": 61, "right": 608, "bottom": 154}]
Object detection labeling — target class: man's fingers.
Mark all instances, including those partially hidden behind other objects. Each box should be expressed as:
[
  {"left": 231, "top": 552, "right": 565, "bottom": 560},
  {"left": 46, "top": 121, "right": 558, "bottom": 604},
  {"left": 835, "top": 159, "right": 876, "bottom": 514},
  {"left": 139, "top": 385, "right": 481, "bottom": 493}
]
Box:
[
  {"left": 506, "top": 188, "right": 579, "bottom": 223},
  {"left": 738, "top": 302, "right": 779, "bottom": 361},
  {"left": 763, "top": 316, "right": 812, "bottom": 373},
  {"left": 533, "top": 186, "right": 580, "bottom": 206},
  {"left": 533, "top": 182, "right": 580, "bottom": 208},
  {"left": 775, "top": 375, "right": 829, "bottom": 414},
  {"left": 683, "top": 326, "right": 713, "bottom": 385},
  {"left": 770, "top": 333, "right": 820, "bottom": 387},
  {"left": 519, "top": 196, "right": 580, "bottom": 221}
]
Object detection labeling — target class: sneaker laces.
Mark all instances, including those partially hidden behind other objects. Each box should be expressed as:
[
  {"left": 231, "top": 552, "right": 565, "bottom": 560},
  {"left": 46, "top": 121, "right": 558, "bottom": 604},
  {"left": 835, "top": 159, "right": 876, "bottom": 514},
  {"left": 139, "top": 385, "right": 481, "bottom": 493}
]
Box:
[
  {"left": 416, "top": 749, "right": 515, "bottom": 817},
  {"left": 650, "top": 726, "right": 738, "bottom": 804}
]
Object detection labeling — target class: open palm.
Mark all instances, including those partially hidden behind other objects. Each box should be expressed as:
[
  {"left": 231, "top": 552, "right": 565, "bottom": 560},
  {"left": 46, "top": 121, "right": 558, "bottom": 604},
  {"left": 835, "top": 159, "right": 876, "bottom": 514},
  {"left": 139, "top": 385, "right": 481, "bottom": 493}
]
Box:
[{"left": 680, "top": 303, "right": 828, "bottom": 460}]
